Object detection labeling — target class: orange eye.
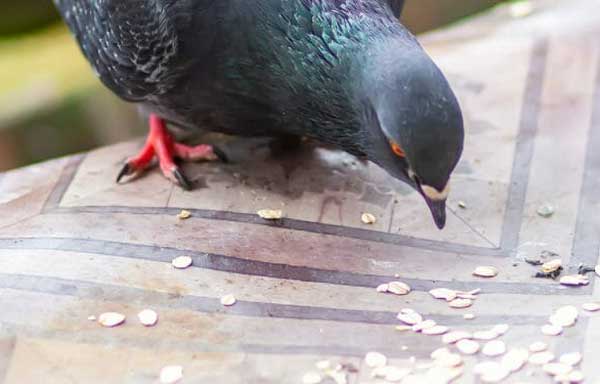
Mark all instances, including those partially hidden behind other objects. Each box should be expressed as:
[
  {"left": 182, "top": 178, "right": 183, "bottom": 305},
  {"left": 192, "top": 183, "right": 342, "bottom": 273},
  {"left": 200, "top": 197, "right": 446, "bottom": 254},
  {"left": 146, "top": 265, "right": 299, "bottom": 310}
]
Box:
[{"left": 391, "top": 141, "right": 405, "bottom": 158}]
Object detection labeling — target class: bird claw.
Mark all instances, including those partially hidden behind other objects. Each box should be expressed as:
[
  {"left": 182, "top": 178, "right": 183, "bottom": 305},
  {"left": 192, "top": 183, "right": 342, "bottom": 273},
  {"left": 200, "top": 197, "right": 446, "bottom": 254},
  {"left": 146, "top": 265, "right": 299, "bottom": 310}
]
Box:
[
  {"left": 211, "top": 146, "right": 229, "bottom": 163},
  {"left": 172, "top": 168, "right": 192, "bottom": 191},
  {"left": 116, "top": 163, "right": 132, "bottom": 183}
]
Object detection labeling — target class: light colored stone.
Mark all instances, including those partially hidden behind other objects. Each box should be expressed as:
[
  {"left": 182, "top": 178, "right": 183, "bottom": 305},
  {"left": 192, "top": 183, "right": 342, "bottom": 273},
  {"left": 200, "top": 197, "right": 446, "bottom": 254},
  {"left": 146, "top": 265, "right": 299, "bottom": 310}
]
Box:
[
  {"left": 543, "top": 362, "right": 572, "bottom": 376},
  {"left": 422, "top": 325, "right": 449, "bottom": 335},
  {"left": 160, "top": 365, "right": 183, "bottom": 384},
  {"left": 361, "top": 212, "right": 377, "bottom": 224},
  {"left": 529, "top": 342, "right": 548, "bottom": 353},
  {"left": 582, "top": 302, "right": 600, "bottom": 312},
  {"left": 501, "top": 348, "right": 529, "bottom": 372},
  {"left": 491, "top": 324, "right": 509, "bottom": 336},
  {"left": 560, "top": 274, "right": 589, "bottom": 286},
  {"left": 434, "top": 353, "right": 463, "bottom": 368},
  {"left": 559, "top": 352, "right": 582, "bottom": 366},
  {"left": 529, "top": 351, "right": 555, "bottom": 365},
  {"left": 429, "top": 288, "right": 457, "bottom": 301},
  {"left": 542, "top": 324, "right": 563, "bottom": 336},
  {"left": 475, "top": 362, "right": 510, "bottom": 383},
  {"left": 177, "top": 210, "right": 192, "bottom": 220},
  {"left": 463, "top": 313, "right": 475, "bottom": 320},
  {"left": 473, "top": 330, "right": 500, "bottom": 341},
  {"left": 449, "top": 298, "right": 473, "bottom": 309},
  {"left": 98, "top": 312, "right": 126, "bottom": 328},
  {"left": 412, "top": 320, "right": 436, "bottom": 332},
  {"left": 376, "top": 283, "right": 388, "bottom": 293},
  {"left": 397, "top": 310, "right": 423, "bottom": 325},
  {"left": 537, "top": 203, "right": 555, "bottom": 218},
  {"left": 442, "top": 331, "right": 472, "bottom": 344}
]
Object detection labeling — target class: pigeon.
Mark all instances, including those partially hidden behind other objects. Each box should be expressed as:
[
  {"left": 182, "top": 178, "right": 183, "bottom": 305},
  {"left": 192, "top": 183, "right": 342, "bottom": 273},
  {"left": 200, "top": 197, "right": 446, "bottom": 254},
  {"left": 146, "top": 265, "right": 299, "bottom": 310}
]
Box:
[{"left": 54, "top": 0, "right": 463, "bottom": 229}]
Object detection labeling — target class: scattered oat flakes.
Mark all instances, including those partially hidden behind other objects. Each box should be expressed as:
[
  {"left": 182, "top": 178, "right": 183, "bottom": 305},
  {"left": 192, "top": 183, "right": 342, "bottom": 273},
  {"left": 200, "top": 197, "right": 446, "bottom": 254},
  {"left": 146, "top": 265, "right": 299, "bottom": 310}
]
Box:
[
  {"left": 98, "top": 312, "right": 126, "bottom": 328},
  {"left": 560, "top": 274, "right": 589, "bottom": 286},
  {"left": 529, "top": 342, "right": 548, "bottom": 353},
  {"left": 456, "top": 339, "right": 480, "bottom": 355},
  {"left": 482, "top": 340, "right": 506, "bottom": 357},
  {"left": 542, "top": 259, "right": 562, "bottom": 274},
  {"left": 177, "top": 210, "right": 192, "bottom": 220},
  {"left": 364, "top": 352, "right": 387, "bottom": 368},
  {"left": 537, "top": 203, "right": 555, "bottom": 218},
  {"left": 543, "top": 362, "right": 572, "bottom": 376},
  {"left": 582, "top": 302, "right": 600, "bottom": 312},
  {"left": 376, "top": 283, "right": 389, "bottom": 293},
  {"left": 387, "top": 281, "right": 411, "bottom": 295},
  {"left": 160, "top": 365, "right": 183, "bottom": 384},
  {"left": 137, "top": 309, "right": 158, "bottom": 327},
  {"left": 463, "top": 313, "right": 475, "bottom": 320},
  {"left": 429, "top": 288, "right": 457, "bottom": 302},
  {"left": 422, "top": 325, "right": 449, "bottom": 335},
  {"left": 361, "top": 213, "right": 377, "bottom": 224},
  {"left": 541, "top": 324, "right": 563, "bottom": 336},
  {"left": 442, "top": 331, "right": 472, "bottom": 344},
  {"left": 529, "top": 351, "right": 555, "bottom": 365},
  {"left": 412, "top": 320, "right": 436, "bottom": 332},
  {"left": 257, "top": 209, "right": 283, "bottom": 220},
  {"left": 171, "top": 256, "right": 193, "bottom": 269},
  {"left": 397, "top": 309, "right": 423, "bottom": 325},
  {"left": 449, "top": 298, "right": 473, "bottom": 309},
  {"left": 302, "top": 372, "right": 322, "bottom": 384},
  {"left": 501, "top": 348, "right": 529, "bottom": 372},
  {"left": 473, "top": 266, "right": 498, "bottom": 278},
  {"left": 559, "top": 352, "right": 582, "bottom": 366}
]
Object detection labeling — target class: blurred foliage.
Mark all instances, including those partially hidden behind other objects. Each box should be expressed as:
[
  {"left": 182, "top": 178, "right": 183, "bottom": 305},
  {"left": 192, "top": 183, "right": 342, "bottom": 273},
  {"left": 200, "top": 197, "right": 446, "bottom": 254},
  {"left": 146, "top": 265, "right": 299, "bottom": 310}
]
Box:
[{"left": 2, "top": 2, "right": 59, "bottom": 36}]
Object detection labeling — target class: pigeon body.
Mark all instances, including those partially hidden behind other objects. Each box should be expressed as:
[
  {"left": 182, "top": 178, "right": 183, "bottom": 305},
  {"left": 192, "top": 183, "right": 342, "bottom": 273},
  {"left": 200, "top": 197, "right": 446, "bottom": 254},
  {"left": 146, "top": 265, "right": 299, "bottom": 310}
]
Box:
[{"left": 54, "top": 0, "right": 463, "bottom": 229}]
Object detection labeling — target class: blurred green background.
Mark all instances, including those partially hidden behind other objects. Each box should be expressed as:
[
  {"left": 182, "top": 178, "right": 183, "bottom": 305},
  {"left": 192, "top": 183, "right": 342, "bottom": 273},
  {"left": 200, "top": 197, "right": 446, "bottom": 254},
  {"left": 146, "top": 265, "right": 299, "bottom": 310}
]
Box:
[{"left": 0, "top": 0, "right": 517, "bottom": 171}]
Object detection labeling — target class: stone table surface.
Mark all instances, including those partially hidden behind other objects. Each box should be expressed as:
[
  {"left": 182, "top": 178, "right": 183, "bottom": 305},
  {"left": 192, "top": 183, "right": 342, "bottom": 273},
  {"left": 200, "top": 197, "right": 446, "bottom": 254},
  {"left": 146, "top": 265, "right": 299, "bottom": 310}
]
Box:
[{"left": 1, "top": 1, "right": 600, "bottom": 383}]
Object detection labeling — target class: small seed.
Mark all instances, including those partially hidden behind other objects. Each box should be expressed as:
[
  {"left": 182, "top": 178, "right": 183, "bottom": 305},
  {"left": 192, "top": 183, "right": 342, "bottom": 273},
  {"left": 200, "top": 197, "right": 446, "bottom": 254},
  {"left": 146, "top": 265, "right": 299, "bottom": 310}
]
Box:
[
  {"left": 582, "top": 302, "right": 600, "bottom": 312},
  {"left": 560, "top": 275, "right": 589, "bottom": 286},
  {"left": 429, "top": 288, "right": 457, "bottom": 301},
  {"left": 501, "top": 348, "right": 529, "bottom": 372},
  {"left": 463, "top": 313, "right": 475, "bottom": 320},
  {"left": 559, "top": 352, "right": 582, "bottom": 366},
  {"left": 458, "top": 201, "right": 467, "bottom": 209},
  {"left": 177, "top": 210, "right": 192, "bottom": 220},
  {"left": 137, "top": 309, "right": 158, "bottom": 327},
  {"left": 160, "top": 366, "right": 183, "bottom": 384},
  {"left": 361, "top": 213, "right": 377, "bottom": 224},
  {"left": 529, "top": 342, "right": 548, "bottom": 353},
  {"left": 542, "top": 259, "right": 562, "bottom": 274},
  {"left": 537, "top": 203, "right": 554, "bottom": 218},
  {"left": 529, "top": 351, "right": 555, "bottom": 365},
  {"left": 473, "top": 266, "right": 499, "bottom": 278},
  {"left": 257, "top": 209, "right": 283, "bottom": 220},
  {"left": 302, "top": 372, "right": 322, "bottom": 384},
  {"left": 220, "top": 294, "right": 237, "bottom": 306},
  {"left": 423, "top": 325, "right": 449, "bottom": 335},
  {"left": 98, "top": 312, "right": 126, "bottom": 328},
  {"left": 442, "top": 331, "right": 472, "bottom": 344},
  {"left": 397, "top": 310, "right": 423, "bottom": 325},
  {"left": 473, "top": 330, "right": 500, "bottom": 341},
  {"left": 491, "top": 324, "right": 509, "bottom": 336},
  {"left": 449, "top": 298, "right": 473, "bottom": 309},
  {"left": 171, "top": 256, "right": 193, "bottom": 269},
  {"left": 456, "top": 339, "right": 480, "bottom": 355},
  {"left": 376, "top": 283, "right": 389, "bottom": 293},
  {"left": 541, "top": 324, "right": 563, "bottom": 336},
  {"left": 412, "top": 320, "right": 436, "bottom": 332},
  {"left": 482, "top": 340, "right": 506, "bottom": 357},
  {"left": 387, "top": 281, "right": 411, "bottom": 295},
  {"left": 365, "top": 351, "right": 387, "bottom": 368},
  {"left": 543, "top": 362, "right": 572, "bottom": 376}
]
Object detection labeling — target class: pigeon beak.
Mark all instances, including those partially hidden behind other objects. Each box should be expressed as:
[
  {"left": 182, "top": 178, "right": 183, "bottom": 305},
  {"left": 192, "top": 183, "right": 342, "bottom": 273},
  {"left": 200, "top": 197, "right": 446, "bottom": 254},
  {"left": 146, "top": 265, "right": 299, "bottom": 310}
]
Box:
[{"left": 425, "top": 197, "right": 447, "bottom": 230}]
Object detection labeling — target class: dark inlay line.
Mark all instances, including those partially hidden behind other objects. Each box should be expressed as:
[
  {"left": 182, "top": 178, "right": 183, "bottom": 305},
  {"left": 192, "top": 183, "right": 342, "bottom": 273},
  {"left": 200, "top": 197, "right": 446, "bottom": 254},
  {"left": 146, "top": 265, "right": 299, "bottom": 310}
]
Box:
[
  {"left": 41, "top": 154, "right": 85, "bottom": 213},
  {"left": 0, "top": 237, "right": 590, "bottom": 295},
  {"left": 500, "top": 40, "right": 549, "bottom": 252},
  {"left": 0, "top": 273, "right": 550, "bottom": 327},
  {"left": 49, "top": 205, "right": 504, "bottom": 257},
  {"left": 570, "top": 50, "right": 600, "bottom": 269}
]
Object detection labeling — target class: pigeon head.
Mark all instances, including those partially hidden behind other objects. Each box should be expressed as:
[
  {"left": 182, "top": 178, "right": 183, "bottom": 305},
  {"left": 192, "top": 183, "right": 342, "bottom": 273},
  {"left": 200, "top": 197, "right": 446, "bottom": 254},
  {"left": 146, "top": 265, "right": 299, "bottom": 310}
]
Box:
[{"left": 361, "top": 42, "right": 464, "bottom": 229}]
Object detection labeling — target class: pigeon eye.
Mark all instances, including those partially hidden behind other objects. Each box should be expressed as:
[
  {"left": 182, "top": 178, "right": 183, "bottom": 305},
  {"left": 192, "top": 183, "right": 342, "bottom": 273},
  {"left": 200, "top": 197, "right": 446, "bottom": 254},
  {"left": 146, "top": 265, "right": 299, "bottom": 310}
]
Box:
[{"left": 390, "top": 141, "right": 405, "bottom": 158}]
